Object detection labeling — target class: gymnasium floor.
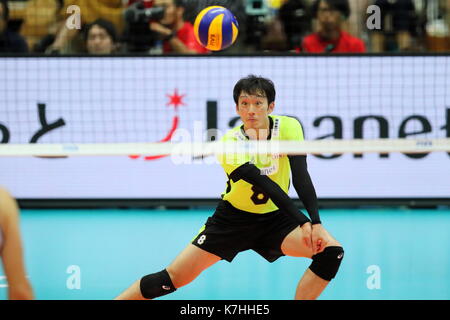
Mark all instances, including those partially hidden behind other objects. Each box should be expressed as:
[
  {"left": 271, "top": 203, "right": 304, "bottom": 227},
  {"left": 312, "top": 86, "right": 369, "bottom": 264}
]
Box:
[{"left": 1, "top": 207, "right": 449, "bottom": 300}]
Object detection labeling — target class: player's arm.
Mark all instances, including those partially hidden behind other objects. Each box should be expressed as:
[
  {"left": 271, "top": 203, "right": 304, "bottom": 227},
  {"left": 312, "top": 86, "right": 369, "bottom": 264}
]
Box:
[
  {"left": 0, "top": 189, "right": 34, "bottom": 300},
  {"left": 288, "top": 155, "right": 321, "bottom": 225},
  {"left": 289, "top": 156, "right": 332, "bottom": 254},
  {"left": 282, "top": 117, "right": 321, "bottom": 225},
  {"left": 229, "top": 163, "right": 311, "bottom": 227}
]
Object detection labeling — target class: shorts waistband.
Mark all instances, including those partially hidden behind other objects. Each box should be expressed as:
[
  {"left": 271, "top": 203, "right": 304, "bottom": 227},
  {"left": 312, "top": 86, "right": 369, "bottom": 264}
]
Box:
[{"left": 218, "top": 200, "right": 280, "bottom": 220}]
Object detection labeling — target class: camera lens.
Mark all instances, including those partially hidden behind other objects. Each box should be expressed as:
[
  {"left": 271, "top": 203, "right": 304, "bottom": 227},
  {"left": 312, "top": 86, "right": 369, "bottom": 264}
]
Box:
[{"left": 253, "top": 1, "right": 262, "bottom": 9}]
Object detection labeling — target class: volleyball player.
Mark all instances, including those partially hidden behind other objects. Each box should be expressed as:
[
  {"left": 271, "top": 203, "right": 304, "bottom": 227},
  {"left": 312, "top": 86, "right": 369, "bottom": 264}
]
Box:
[
  {"left": 0, "top": 187, "right": 34, "bottom": 299},
  {"left": 115, "top": 75, "right": 344, "bottom": 300}
]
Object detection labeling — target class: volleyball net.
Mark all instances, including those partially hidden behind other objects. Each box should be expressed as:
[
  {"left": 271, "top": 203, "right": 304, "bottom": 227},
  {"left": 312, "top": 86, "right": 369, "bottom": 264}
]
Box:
[
  {"left": 1, "top": 55, "right": 449, "bottom": 200},
  {"left": 1, "top": 56, "right": 449, "bottom": 156}
]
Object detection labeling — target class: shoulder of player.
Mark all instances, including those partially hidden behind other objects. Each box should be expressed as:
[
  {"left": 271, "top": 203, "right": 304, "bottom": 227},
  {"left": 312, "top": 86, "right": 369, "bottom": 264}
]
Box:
[
  {"left": 271, "top": 115, "right": 304, "bottom": 140},
  {"left": 272, "top": 115, "right": 302, "bottom": 129},
  {"left": 220, "top": 125, "right": 242, "bottom": 142}
]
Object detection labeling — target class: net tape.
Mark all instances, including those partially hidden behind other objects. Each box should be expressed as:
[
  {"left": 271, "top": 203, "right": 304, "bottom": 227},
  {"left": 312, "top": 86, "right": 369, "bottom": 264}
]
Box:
[{"left": 0, "top": 138, "right": 449, "bottom": 157}]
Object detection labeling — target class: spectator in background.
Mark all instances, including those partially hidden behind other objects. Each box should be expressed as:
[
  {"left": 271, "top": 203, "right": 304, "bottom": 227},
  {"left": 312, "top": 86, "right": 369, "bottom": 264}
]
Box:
[
  {"left": 446, "top": 0, "right": 450, "bottom": 43},
  {"left": 0, "top": 0, "right": 28, "bottom": 53},
  {"left": 346, "top": 0, "right": 370, "bottom": 41},
  {"left": 84, "top": 18, "right": 118, "bottom": 54},
  {"left": 369, "top": 0, "right": 418, "bottom": 52},
  {"left": 46, "top": 0, "right": 124, "bottom": 54},
  {"left": 447, "top": 0, "right": 450, "bottom": 31},
  {"left": 124, "top": 0, "right": 208, "bottom": 54},
  {"left": 424, "top": 0, "right": 450, "bottom": 52},
  {"left": 0, "top": 187, "right": 34, "bottom": 300},
  {"left": 19, "top": 0, "right": 63, "bottom": 53},
  {"left": 298, "top": 0, "right": 366, "bottom": 53}
]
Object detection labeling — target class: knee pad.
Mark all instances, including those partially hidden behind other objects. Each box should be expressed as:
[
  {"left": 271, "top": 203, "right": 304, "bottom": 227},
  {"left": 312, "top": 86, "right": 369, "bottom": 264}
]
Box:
[
  {"left": 140, "top": 269, "right": 176, "bottom": 299},
  {"left": 309, "top": 246, "right": 344, "bottom": 281}
]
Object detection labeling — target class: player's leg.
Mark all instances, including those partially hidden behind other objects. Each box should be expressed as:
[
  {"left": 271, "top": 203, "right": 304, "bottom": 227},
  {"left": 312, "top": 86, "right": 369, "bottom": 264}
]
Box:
[
  {"left": 114, "top": 244, "right": 221, "bottom": 300},
  {"left": 281, "top": 226, "right": 343, "bottom": 300},
  {"left": 166, "top": 243, "right": 222, "bottom": 288}
]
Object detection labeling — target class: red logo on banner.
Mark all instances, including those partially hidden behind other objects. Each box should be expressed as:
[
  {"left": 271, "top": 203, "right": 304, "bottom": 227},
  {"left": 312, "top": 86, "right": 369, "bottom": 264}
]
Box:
[
  {"left": 166, "top": 88, "right": 186, "bottom": 110},
  {"left": 129, "top": 89, "right": 184, "bottom": 161}
]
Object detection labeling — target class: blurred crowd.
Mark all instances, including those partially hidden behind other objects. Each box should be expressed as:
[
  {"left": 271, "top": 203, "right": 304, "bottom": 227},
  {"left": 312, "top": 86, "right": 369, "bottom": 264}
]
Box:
[{"left": 1, "top": 0, "right": 449, "bottom": 54}]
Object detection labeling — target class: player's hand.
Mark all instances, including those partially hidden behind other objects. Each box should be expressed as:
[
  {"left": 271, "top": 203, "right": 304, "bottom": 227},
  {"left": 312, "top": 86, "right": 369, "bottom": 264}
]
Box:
[
  {"left": 311, "top": 224, "right": 329, "bottom": 255},
  {"left": 300, "top": 222, "right": 312, "bottom": 250}
]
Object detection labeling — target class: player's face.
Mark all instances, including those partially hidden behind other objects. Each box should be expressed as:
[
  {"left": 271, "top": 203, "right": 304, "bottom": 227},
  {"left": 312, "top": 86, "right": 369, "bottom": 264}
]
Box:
[
  {"left": 86, "top": 25, "right": 114, "bottom": 54},
  {"left": 317, "top": 0, "right": 342, "bottom": 31},
  {"left": 236, "top": 91, "right": 274, "bottom": 131}
]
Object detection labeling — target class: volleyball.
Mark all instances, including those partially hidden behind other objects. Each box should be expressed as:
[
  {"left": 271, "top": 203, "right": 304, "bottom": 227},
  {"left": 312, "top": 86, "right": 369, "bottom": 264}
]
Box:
[{"left": 194, "top": 6, "right": 239, "bottom": 51}]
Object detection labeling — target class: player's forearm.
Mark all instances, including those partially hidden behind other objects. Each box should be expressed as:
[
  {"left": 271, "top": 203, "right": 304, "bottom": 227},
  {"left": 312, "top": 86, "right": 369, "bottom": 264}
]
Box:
[
  {"left": 288, "top": 156, "right": 322, "bottom": 225},
  {"left": 230, "top": 163, "right": 311, "bottom": 226}
]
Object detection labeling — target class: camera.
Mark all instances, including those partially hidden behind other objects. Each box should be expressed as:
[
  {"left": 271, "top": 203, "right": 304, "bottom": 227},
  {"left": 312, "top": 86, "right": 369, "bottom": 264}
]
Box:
[
  {"left": 123, "top": 0, "right": 166, "bottom": 52},
  {"left": 124, "top": 1, "right": 165, "bottom": 24},
  {"left": 279, "top": 0, "right": 312, "bottom": 50},
  {"left": 245, "top": 0, "right": 268, "bottom": 16},
  {"left": 244, "top": 0, "right": 269, "bottom": 49}
]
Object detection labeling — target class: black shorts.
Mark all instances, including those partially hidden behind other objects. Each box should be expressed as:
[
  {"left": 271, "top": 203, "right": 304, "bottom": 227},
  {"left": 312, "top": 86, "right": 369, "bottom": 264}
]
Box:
[{"left": 191, "top": 200, "right": 300, "bottom": 263}]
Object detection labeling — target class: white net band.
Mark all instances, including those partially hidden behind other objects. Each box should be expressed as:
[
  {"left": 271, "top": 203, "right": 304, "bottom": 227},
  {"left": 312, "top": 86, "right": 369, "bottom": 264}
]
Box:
[{"left": 1, "top": 138, "right": 449, "bottom": 157}]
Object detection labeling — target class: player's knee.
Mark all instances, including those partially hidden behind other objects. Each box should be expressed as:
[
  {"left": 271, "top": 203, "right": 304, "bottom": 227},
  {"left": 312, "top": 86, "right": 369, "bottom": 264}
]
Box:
[
  {"left": 166, "top": 265, "right": 201, "bottom": 288},
  {"left": 309, "top": 246, "right": 344, "bottom": 281},
  {"left": 139, "top": 269, "right": 176, "bottom": 299}
]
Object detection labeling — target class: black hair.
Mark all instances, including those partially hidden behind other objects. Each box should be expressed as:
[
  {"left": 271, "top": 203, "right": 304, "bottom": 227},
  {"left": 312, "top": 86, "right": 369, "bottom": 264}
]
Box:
[
  {"left": 83, "top": 18, "right": 117, "bottom": 42},
  {"left": 311, "top": 0, "right": 350, "bottom": 19},
  {"left": 233, "top": 75, "right": 276, "bottom": 105},
  {"left": 1, "top": 0, "right": 9, "bottom": 21}
]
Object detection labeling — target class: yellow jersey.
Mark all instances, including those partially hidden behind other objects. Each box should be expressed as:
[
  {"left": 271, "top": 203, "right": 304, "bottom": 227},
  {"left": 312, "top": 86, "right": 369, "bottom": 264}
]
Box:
[{"left": 218, "top": 115, "right": 304, "bottom": 214}]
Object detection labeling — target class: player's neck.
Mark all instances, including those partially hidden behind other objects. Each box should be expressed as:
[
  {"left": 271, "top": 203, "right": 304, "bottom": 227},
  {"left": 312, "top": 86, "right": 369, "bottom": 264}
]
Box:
[{"left": 244, "top": 117, "right": 271, "bottom": 140}]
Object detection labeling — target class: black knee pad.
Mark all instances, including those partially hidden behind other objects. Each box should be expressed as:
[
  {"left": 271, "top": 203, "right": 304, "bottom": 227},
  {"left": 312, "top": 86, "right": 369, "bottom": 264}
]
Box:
[
  {"left": 309, "top": 246, "right": 344, "bottom": 281},
  {"left": 140, "top": 269, "right": 176, "bottom": 299}
]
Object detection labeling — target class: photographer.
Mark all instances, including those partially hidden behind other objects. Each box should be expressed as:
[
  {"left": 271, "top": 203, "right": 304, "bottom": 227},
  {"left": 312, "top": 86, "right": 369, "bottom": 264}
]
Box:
[
  {"left": 278, "top": 0, "right": 313, "bottom": 51},
  {"left": 124, "top": 0, "right": 208, "bottom": 54}
]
